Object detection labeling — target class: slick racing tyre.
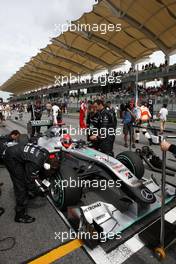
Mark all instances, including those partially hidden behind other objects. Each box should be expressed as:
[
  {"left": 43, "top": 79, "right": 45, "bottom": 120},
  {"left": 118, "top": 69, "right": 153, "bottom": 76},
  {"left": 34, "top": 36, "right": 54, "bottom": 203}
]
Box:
[
  {"left": 49, "top": 165, "right": 82, "bottom": 211},
  {"left": 116, "top": 151, "right": 144, "bottom": 179}
]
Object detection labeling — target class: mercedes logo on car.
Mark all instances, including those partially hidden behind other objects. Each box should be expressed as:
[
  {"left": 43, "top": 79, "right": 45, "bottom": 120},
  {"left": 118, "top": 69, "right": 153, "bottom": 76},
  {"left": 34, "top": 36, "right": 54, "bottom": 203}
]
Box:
[{"left": 141, "top": 188, "right": 154, "bottom": 201}]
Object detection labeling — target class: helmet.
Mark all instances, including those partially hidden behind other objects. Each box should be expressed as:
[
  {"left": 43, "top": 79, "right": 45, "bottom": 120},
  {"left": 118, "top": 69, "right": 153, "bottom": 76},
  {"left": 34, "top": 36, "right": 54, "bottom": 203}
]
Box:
[{"left": 61, "top": 134, "right": 72, "bottom": 149}]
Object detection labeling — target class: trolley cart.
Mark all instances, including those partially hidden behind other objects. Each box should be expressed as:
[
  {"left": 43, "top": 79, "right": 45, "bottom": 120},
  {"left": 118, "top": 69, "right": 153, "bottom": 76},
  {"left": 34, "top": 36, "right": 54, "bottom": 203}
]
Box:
[{"left": 139, "top": 136, "right": 176, "bottom": 260}]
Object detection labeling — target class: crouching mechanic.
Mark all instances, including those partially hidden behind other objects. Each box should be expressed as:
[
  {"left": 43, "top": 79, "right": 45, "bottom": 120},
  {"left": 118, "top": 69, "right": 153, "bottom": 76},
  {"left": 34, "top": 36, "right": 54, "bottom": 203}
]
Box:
[{"left": 1, "top": 142, "right": 49, "bottom": 223}]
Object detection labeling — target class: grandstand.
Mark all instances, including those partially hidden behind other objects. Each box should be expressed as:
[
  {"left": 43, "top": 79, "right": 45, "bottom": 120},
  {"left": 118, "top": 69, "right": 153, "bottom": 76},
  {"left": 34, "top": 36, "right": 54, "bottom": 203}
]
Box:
[
  {"left": 1, "top": 0, "right": 176, "bottom": 110},
  {"left": 8, "top": 63, "right": 176, "bottom": 116}
]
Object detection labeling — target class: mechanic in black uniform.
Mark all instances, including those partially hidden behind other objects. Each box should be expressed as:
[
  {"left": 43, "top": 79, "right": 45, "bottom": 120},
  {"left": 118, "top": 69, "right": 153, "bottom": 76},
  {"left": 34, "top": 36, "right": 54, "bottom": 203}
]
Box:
[
  {"left": 0, "top": 142, "right": 49, "bottom": 223},
  {"left": 160, "top": 141, "right": 176, "bottom": 156},
  {"left": 90, "top": 99, "right": 116, "bottom": 156},
  {"left": 27, "top": 100, "right": 43, "bottom": 136},
  {"left": 106, "top": 100, "right": 117, "bottom": 130},
  {"left": 0, "top": 130, "right": 21, "bottom": 143},
  {"left": 86, "top": 102, "right": 100, "bottom": 149}
]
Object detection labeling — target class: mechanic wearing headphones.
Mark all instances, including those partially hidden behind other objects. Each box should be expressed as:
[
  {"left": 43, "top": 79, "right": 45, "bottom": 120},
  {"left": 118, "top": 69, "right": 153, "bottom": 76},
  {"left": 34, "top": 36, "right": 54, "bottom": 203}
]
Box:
[
  {"left": 90, "top": 99, "right": 116, "bottom": 156},
  {"left": 160, "top": 141, "right": 176, "bottom": 156},
  {"left": 0, "top": 141, "right": 49, "bottom": 223}
]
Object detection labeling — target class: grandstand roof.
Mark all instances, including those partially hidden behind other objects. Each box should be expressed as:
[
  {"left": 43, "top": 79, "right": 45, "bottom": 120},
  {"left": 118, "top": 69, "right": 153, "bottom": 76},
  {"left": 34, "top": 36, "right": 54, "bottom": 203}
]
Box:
[{"left": 1, "top": 0, "right": 176, "bottom": 94}]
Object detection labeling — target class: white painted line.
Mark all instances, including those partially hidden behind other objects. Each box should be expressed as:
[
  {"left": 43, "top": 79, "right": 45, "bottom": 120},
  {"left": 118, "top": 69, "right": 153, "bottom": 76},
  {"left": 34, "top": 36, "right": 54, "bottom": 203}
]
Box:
[
  {"left": 84, "top": 245, "right": 112, "bottom": 264},
  {"left": 104, "top": 206, "right": 176, "bottom": 264}
]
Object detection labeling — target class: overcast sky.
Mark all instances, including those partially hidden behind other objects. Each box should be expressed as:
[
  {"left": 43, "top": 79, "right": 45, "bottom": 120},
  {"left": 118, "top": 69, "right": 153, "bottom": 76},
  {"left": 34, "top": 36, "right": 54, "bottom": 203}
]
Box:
[
  {"left": 0, "top": 0, "right": 96, "bottom": 100},
  {"left": 0, "top": 0, "right": 176, "bottom": 101}
]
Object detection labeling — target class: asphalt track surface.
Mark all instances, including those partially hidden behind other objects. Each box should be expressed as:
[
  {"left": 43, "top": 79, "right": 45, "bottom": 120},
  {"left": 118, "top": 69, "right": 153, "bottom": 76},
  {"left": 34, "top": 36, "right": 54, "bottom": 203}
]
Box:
[{"left": 0, "top": 112, "right": 176, "bottom": 264}]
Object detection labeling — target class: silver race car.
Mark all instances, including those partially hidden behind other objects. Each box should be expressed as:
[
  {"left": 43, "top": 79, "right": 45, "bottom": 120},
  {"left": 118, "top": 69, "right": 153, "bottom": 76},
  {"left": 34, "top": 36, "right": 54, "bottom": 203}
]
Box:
[{"left": 36, "top": 125, "right": 175, "bottom": 244}]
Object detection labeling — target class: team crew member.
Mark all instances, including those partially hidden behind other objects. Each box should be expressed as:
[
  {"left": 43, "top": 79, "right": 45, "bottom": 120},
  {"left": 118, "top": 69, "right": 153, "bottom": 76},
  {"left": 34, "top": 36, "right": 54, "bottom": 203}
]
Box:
[
  {"left": 86, "top": 103, "right": 99, "bottom": 149},
  {"left": 4, "top": 104, "right": 11, "bottom": 120},
  {"left": 46, "top": 101, "right": 52, "bottom": 117},
  {"left": 90, "top": 100, "right": 116, "bottom": 156},
  {"left": 0, "top": 103, "right": 5, "bottom": 126},
  {"left": 52, "top": 102, "right": 62, "bottom": 125},
  {"left": 135, "top": 101, "right": 152, "bottom": 145},
  {"left": 158, "top": 104, "right": 168, "bottom": 134},
  {"left": 160, "top": 141, "right": 176, "bottom": 156},
  {"left": 0, "top": 142, "right": 49, "bottom": 223},
  {"left": 0, "top": 130, "right": 21, "bottom": 164},
  {"left": 122, "top": 102, "right": 136, "bottom": 148},
  {"left": 79, "top": 100, "right": 87, "bottom": 129},
  {"left": 106, "top": 101, "right": 117, "bottom": 129},
  {"left": 0, "top": 130, "right": 21, "bottom": 143},
  {"left": 27, "top": 100, "right": 43, "bottom": 136}
]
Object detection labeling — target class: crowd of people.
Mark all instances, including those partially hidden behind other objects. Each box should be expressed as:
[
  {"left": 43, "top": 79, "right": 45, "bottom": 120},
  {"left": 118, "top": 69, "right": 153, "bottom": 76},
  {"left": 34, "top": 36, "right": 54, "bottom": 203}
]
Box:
[
  {"left": 10, "top": 61, "right": 176, "bottom": 106},
  {"left": 0, "top": 95, "right": 174, "bottom": 225},
  {"left": 0, "top": 100, "right": 68, "bottom": 128},
  {"left": 79, "top": 98, "right": 170, "bottom": 150}
]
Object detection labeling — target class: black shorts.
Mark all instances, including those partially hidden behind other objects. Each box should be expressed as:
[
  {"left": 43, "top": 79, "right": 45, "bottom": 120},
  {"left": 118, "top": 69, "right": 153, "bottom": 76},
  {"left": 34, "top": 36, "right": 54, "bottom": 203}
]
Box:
[{"left": 123, "top": 124, "right": 134, "bottom": 135}]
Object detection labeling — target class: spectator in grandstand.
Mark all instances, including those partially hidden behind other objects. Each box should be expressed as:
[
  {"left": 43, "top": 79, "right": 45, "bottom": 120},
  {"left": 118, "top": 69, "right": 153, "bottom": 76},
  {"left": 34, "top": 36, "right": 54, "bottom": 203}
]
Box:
[
  {"left": 158, "top": 104, "right": 168, "bottom": 134},
  {"left": 122, "top": 102, "right": 136, "bottom": 148}
]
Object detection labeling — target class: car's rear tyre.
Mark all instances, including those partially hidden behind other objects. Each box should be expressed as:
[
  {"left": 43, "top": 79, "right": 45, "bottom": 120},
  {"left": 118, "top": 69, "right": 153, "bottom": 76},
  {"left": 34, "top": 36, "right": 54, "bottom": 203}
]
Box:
[
  {"left": 116, "top": 151, "right": 144, "bottom": 179},
  {"left": 49, "top": 165, "right": 82, "bottom": 211}
]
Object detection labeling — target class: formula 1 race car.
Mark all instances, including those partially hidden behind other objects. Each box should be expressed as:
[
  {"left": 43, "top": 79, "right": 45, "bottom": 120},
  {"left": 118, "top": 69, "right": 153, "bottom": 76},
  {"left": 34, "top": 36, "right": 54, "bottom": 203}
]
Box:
[
  {"left": 31, "top": 124, "right": 175, "bottom": 247},
  {"left": 36, "top": 126, "right": 154, "bottom": 206}
]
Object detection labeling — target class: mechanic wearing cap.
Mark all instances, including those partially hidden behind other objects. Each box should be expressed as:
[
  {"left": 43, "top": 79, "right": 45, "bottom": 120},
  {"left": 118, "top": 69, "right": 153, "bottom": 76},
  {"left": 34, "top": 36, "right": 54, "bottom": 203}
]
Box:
[
  {"left": 90, "top": 99, "right": 116, "bottom": 156},
  {"left": 160, "top": 141, "right": 176, "bottom": 156},
  {"left": 0, "top": 142, "right": 49, "bottom": 223}
]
